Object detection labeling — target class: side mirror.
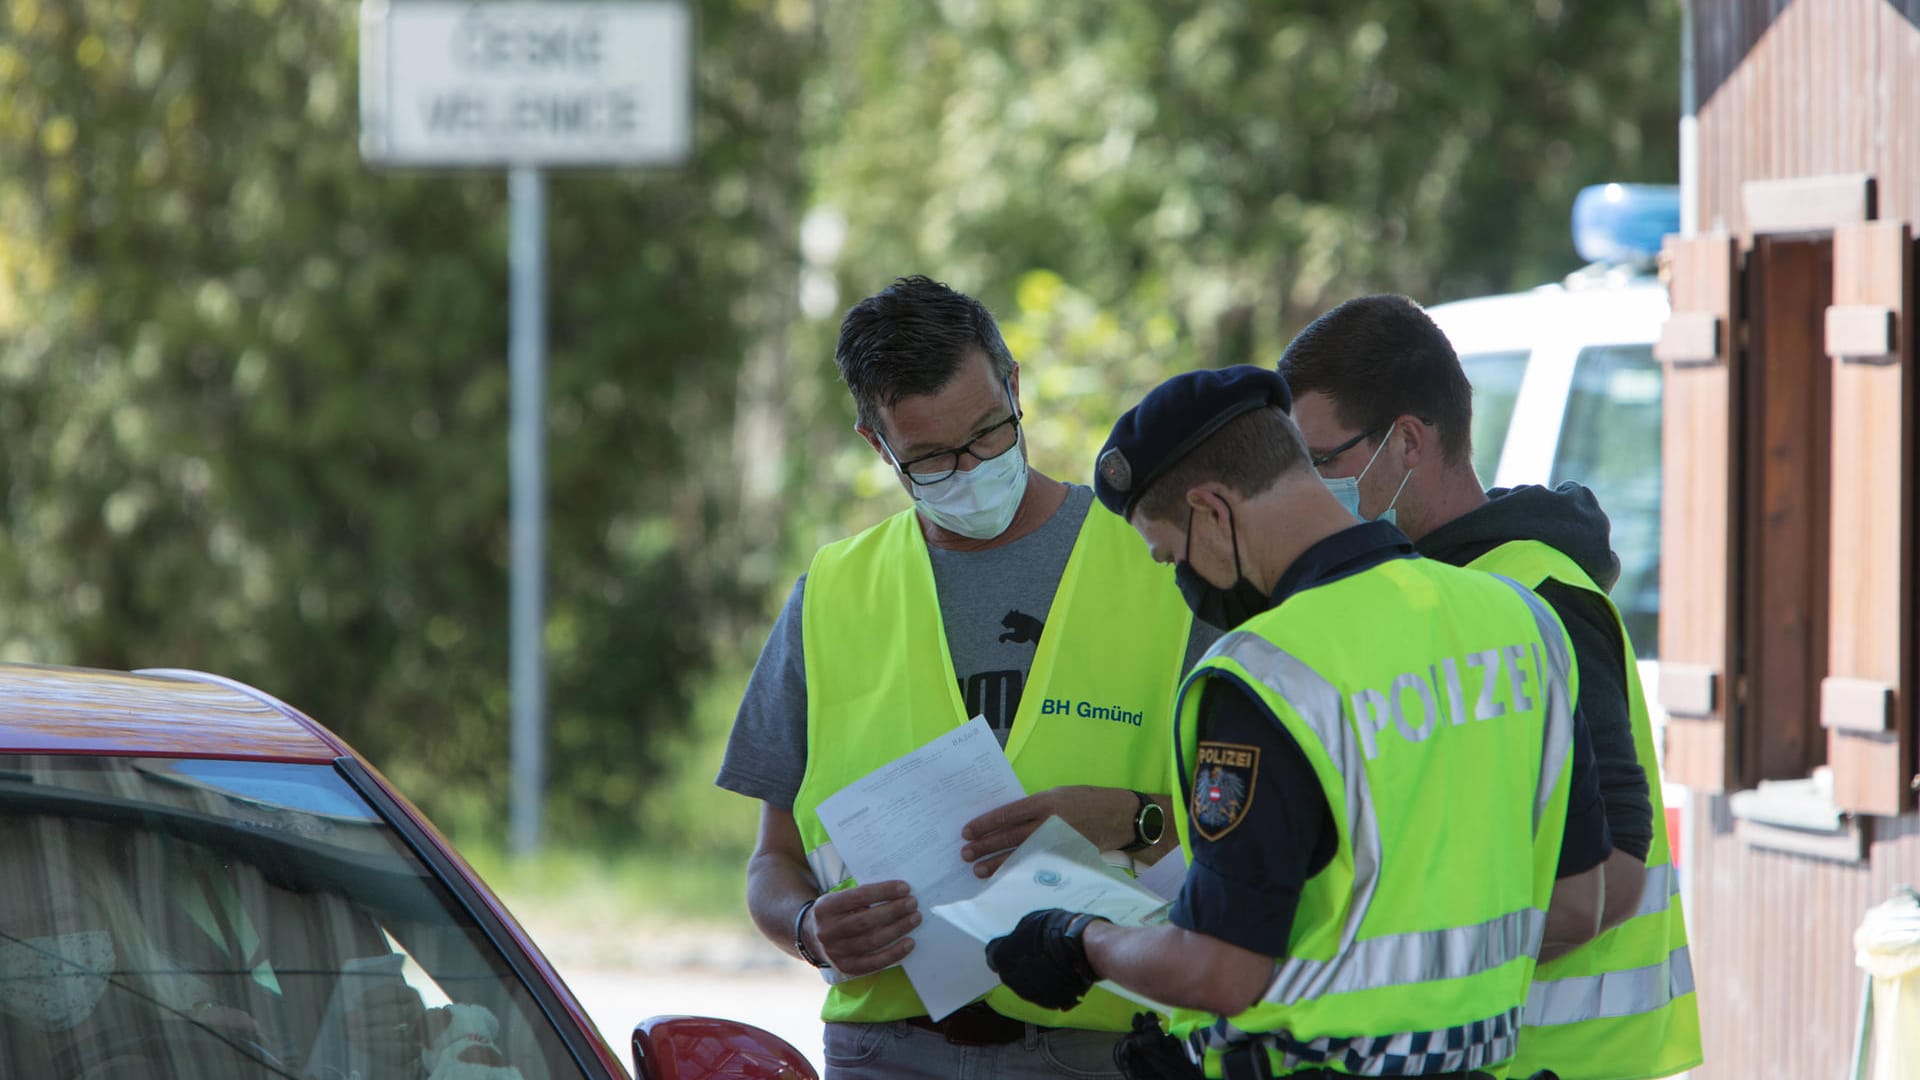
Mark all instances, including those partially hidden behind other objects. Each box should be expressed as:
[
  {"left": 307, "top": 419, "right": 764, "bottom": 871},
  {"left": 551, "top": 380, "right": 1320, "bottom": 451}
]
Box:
[{"left": 632, "top": 1015, "right": 818, "bottom": 1080}]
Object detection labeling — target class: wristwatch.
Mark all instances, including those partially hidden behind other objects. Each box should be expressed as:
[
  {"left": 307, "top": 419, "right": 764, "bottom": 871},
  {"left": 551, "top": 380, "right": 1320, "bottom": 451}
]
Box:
[{"left": 1121, "top": 790, "right": 1165, "bottom": 853}]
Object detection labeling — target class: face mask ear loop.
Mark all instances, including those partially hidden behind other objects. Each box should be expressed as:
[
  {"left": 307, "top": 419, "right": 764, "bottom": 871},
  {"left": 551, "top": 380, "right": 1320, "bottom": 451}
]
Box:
[
  {"left": 1359, "top": 426, "right": 1413, "bottom": 521},
  {"left": 1227, "top": 502, "right": 1247, "bottom": 583},
  {"left": 1385, "top": 456, "right": 1415, "bottom": 518},
  {"left": 1357, "top": 425, "right": 1395, "bottom": 481}
]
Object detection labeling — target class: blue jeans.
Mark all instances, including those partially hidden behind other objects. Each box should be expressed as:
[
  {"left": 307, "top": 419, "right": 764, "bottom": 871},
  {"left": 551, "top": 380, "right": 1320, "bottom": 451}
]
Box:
[{"left": 823, "top": 1019, "right": 1124, "bottom": 1080}]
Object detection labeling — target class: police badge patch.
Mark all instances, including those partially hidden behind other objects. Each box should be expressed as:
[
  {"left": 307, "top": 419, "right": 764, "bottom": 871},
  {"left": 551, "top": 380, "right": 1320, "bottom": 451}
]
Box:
[
  {"left": 1191, "top": 741, "right": 1258, "bottom": 841},
  {"left": 1097, "top": 447, "right": 1132, "bottom": 494}
]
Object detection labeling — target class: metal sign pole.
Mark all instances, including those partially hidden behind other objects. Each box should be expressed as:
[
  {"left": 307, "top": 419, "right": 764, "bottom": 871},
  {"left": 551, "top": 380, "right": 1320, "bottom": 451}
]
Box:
[
  {"left": 360, "top": 1, "right": 691, "bottom": 859},
  {"left": 508, "top": 164, "right": 547, "bottom": 856}
]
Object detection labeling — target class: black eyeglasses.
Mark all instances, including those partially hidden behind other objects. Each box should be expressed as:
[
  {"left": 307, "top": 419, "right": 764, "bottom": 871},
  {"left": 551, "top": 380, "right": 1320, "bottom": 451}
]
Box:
[
  {"left": 1310, "top": 425, "right": 1387, "bottom": 469},
  {"left": 876, "top": 380, "right": 1023, "bottom": 485}
]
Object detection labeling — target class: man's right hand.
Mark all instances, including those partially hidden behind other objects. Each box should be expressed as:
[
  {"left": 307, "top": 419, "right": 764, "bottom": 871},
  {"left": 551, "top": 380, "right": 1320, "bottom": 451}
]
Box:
[
  {"left": 985, "top": 909, "right": 1103, "bottom": 1010},
  {"left": 805, "top": 880, "right": 920, "bottom": 976}
]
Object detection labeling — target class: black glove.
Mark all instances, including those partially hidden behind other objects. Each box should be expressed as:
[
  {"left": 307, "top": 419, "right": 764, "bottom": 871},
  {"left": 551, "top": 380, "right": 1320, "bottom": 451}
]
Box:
[
  {"left": 1113, "top": 1012, "right": 1202, "bottom": 1080},
  {"left": 984, "top": 909, "right": 1106, "bottom": 1010}
]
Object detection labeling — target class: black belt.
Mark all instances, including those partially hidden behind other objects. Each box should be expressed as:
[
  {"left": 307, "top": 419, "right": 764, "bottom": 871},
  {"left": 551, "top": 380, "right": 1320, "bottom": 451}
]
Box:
[{"left": 901, "top": 1002, "right": 1033, "bottom": 1046}]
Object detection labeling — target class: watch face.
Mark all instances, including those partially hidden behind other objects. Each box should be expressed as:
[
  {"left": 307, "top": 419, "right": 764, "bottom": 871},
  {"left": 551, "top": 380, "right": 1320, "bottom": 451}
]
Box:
[{"left": 1139, "top": 801, "right": 1166, "bottom": 844}]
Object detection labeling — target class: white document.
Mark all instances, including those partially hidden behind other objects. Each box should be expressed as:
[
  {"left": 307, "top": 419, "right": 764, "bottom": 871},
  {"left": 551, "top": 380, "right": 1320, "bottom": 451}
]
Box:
[
  {"left": 814, "top": 715, "right": 1027, "bottom": 1020},
  {"left": 932, "top": 816, "right": 1178, "bottom": 1015},
  {"left": 932, "top": 816, "right": 1172, "bottom": 941},
  {"left": 1135, "top": 845, "right": 1189, "bottom": 902}
]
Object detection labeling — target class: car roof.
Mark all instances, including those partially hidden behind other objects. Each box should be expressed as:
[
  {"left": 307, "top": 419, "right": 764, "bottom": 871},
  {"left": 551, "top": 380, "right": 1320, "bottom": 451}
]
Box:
[
  {"left": 1429, "top": 272, "right": 1670, "bottom": 356},
  {"left": 0, "top": 663, "right": 348, "bottom": 762}
]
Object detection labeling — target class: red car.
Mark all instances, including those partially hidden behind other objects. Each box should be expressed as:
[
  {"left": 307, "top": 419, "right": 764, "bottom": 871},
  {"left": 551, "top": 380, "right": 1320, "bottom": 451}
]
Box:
[{"left": 0, "top": 662, "right": 812, "bottom": 1080}]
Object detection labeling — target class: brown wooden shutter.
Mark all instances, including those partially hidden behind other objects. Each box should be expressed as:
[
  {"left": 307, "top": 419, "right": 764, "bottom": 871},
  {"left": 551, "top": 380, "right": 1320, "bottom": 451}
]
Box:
[
  {"left": 1655, "top": 232, "right": 1742, "bottom": 791},
  {"left": 1823, "top": 220, "right": 1916, "bottom": 815}
]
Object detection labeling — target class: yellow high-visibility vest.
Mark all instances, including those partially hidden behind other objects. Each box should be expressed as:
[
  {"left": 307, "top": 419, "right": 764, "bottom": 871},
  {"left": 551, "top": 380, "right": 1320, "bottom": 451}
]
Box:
[
  {"left": 794, "top": 504, "right": 1193, "bottom": 1028},
  {"left": 1165, "top": 558, "right": 1576, "bottom": 1078},
  {"left": 1471, "top": 539, "right": 1703, "bottom": 1080}
]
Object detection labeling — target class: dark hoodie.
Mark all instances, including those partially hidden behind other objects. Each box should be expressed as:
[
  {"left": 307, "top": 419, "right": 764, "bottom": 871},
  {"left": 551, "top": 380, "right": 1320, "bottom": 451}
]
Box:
[{"left": 1417, "top": 482, "right": 1654, "bottom": 860}]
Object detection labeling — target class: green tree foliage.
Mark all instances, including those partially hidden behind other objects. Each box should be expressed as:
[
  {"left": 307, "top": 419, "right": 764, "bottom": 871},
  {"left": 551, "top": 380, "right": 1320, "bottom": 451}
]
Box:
[
  {"left": 0, "top": 0, "right": 1677, "bottom": 856},
  {"left": 787, "top": 0, "right": 1680, "bottom": 547},
  {"left": 0, "top": 0, "right": 816, "bottom": 845},
  {"left": 813, "top": 0, "right": 1678, "bottom": 344}
]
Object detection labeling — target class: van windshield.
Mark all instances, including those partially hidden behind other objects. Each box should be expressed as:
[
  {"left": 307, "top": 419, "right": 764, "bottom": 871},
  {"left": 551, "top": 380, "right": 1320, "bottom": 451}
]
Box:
[
  {"left": 1461, "top": 350, "right": 1530, "bottom": 486},
  {"left": 1549, "top": 344, "right": 1663, "bottom": 657}
]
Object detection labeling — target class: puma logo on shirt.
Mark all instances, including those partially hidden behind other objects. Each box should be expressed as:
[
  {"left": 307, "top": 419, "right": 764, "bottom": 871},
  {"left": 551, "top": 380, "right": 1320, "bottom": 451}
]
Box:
[{"left": 999, "top": 610, "right": 1045, "bottom": 645}]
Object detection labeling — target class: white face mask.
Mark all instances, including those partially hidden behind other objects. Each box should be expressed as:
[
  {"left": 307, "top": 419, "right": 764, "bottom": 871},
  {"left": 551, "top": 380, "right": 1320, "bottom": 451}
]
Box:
[
  {"left": 1321, "top": 429, "right": 1413, "bottom": 525},
  {"left": 910, "top": 431, "right": 1030, "bottom": 539},
  {"left": 0, "top": 930, "right": 114, "bottom": 1031}
]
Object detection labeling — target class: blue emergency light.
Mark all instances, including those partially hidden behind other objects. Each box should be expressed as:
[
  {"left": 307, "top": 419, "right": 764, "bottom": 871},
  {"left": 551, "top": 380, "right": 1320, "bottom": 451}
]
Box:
[{"left": 1572, "top": 183, "right": 1681, "bottom": 265}]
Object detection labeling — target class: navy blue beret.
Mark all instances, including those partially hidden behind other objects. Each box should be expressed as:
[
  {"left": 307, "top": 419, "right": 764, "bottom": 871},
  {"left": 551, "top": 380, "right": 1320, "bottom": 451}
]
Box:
[{"left": 1094, "top": 365, "right": 1293, "bottom": 518}]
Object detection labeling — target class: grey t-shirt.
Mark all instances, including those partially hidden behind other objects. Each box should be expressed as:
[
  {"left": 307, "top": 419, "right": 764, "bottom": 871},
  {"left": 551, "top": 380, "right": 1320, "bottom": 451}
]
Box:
[{"left": 716, "top": 485, "right": 1216, "bottom": 809}]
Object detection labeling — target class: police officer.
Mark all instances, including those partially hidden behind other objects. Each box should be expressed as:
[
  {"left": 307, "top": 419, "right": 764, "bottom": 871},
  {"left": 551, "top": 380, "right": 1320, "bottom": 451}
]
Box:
[
  {"left": 1280, "top": 295, "right": 1701, "bottom": 1078},
  {"left": 716, "top": 276, "right": 1211, "bottom": 1078},
  {"left": 985, "top": 366, "right": 1613, "bottom": 1079}
]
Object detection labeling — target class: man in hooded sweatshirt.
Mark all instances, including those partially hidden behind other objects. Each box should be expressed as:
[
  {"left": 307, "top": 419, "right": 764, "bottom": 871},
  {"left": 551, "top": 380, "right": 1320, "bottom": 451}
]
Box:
[{"left": 1278, "top": 294, "right": 1702, "bottom": 1080}]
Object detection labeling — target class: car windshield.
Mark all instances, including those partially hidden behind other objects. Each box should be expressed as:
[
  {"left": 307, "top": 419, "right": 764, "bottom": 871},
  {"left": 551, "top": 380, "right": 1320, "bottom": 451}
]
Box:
[
  {"left": 1461, "top": 350, "right": 1530, "bottom": 486},
  {"left": 1549, "top": 344, "right": 1663, "bottom": 657},
  {"left": 0, "top": 755, "right": 589, "bottom": 1080}
]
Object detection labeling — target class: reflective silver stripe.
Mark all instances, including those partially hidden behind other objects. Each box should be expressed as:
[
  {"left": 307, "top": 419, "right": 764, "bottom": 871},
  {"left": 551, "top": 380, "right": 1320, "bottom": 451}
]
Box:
[
  {"left": 805, "top": 842, "right": 850, "bottom": 893},
  {"left": 1206, "top": 632, "right": 1384, "bottom": 1007},
  {"left": 1260, "top": 907, "right": 1545, "bottom": 1005},
  {"left": 1524, "top": 943, "right": 1696, "bottom": 1026},
  {"left": 1669, "top": 943, "right": 1696, "bottom": 996},
  {"left": 1633, "top": 860, "right": 1679, "bottom": 921},
  {"left": 1526, "top": 814, "right": 1680, "bottom": 995},
  {"left": 1552, "top": 860, "right": 1679, "bottom": 928},
  {"left": 1490, "top": 575, "right": 1575, "bottom": 834}
]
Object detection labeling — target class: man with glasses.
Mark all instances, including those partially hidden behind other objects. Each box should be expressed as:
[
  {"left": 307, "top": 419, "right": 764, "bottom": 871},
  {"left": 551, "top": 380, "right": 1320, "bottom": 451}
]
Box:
[
  {"left": 716, "top": 276, "right": 1211, "bottom": 1078},
  {"left": 982, "top": 365, "right": 1609, "bottom": 1080},
  {"left": 1278, "top": 295, "right": 1700, "bottom": 1080}
]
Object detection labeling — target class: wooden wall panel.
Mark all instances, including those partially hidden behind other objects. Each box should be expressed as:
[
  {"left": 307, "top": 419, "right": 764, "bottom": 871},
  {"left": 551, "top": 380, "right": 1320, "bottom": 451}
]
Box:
[
  {"left": 1691, "top": 805, "right": 1920, "bottom": 1077},
  {"left": 1680, "top": 2, "right": 1920, "bottom": 1075},
  {"left": 1694, "top": 0, "right": 1920, "bottom": 237},
  {"left": 1825, "top": 221, "right": 1916, "bottom": 814},
  {"left": 1658, "top": 232, "right": 1741, "bottom": 790},
  {"left": 1883, "top": 2, "right": 1920, "bottom": 231},
  {"left": 1743, "top": 174, "right": 1874, "bottom": 233}
]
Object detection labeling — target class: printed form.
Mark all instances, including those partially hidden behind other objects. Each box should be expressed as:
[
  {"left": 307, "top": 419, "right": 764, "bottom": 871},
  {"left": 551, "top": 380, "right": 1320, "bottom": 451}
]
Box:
[
  {"left": 932, "top": 815, "right": 1177, "bottom": 1016},
  {"left": 814, "top": 715, "right": 1027, "bottom": 1019}
]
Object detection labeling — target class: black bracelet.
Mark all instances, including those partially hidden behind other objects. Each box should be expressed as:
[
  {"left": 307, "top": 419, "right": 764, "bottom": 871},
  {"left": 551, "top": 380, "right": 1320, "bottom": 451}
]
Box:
[{"left": 793, "top": 897, "right": 831, "bottom": 969}]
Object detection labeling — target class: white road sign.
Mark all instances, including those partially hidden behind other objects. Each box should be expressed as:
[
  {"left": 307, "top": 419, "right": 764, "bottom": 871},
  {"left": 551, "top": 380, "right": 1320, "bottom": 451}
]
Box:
[{"left": 359, "top": 0, "right": 692, "bottom": 167}]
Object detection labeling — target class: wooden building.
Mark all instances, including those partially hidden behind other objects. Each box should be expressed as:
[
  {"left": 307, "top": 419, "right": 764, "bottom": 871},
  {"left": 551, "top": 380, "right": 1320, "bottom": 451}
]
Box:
[{"left": 1656, "top": 0, "right": 1920, "bottom": 1073}]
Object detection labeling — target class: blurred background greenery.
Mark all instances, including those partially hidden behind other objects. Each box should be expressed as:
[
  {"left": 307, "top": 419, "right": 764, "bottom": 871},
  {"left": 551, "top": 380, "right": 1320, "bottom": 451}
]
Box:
[{"left": 0, "top": 0, "right": 1678, "bottom": 905}]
